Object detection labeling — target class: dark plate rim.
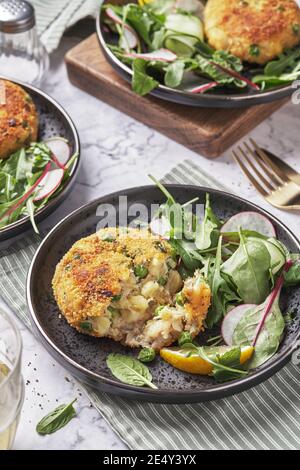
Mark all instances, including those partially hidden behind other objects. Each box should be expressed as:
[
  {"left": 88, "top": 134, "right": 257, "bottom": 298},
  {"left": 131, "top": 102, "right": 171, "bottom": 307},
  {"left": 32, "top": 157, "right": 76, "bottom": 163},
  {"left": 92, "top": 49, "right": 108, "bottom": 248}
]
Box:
[
  {"left": 26, "top": 185, "right": 300, "bottom": 402},
  {"left": 96, "top": 5, "right": 295, "bottom": 107},
  {"left": 0, "top": 76, "right": 81, "bottom": 239}
]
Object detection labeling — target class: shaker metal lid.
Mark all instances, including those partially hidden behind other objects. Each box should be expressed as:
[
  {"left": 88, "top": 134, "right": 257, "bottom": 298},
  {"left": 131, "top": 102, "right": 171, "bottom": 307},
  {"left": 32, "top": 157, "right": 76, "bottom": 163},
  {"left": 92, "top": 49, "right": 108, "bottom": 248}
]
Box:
[{"left": 0, "top": 0, "right": 35, "bottom": 34}]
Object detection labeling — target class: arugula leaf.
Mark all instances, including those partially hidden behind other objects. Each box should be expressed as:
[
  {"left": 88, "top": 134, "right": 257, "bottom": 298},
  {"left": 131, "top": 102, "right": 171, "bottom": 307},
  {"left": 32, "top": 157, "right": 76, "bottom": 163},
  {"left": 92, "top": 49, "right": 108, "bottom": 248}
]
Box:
[
  {"left": 221, "top": 230, "right": 271, "bottom": 304},
  {"left": 197, "top": 347, "right": 248, "bottom": 383},
  {"left": 264, "top": 47, "right": 300, "bottom": 77},
  {"left": 206, "top": 237, "right": 240, "bottom": 328},
  {"left": 107, "top": 353, "right": 157, "bottom": 389},
  {"left": 132, "top": 59, "right": 160, "bottom": 96},
  {"left": 195, "top": 193, "right": 220, "bottom": 251},
  {"left": 36, "top": 399, "right": 77, "bottom": 435},
  {"left": 125, "top": 4, "right": 155, "bottom": 46},
  {"left": 170, "top": 239, "right": 201, "bottom": 271},
  {"left": 253, "top": 62, "right": 300, "bottom": 88},
  {"left": 26, "top": 197, "right": 39, "bottom": 234}
]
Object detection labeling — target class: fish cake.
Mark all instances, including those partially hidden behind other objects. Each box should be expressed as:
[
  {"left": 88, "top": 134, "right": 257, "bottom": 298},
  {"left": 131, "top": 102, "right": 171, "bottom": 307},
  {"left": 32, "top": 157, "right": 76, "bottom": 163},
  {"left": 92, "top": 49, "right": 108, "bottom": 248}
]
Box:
[
  {"left": 204, "top": 0, "right": 300, "bottom": 65},
  {"left": 52, "top": 228, "right": 211, "bottom": 350},
  {"left": 0, "top": 80, "right": 38, "bottom": 159}
]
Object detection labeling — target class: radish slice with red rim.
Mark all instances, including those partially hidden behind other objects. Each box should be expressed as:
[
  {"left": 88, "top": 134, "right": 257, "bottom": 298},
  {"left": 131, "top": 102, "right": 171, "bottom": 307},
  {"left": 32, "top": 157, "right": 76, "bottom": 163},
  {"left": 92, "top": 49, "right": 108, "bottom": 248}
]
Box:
[
  {"left": 221, "top": 211, "right": 276, "bottom": 238},
  {"left": 106, "top": 7, "right": 138, "bottom": 49},
  {"left": 44, "top": 138, "right": 70, "bottom": 168},
  {"left": 222, "top": 304, "right": 256, "bottom": 345},
  {"left": 124, "top": 49, "right": 177, "bottom": 63},
  {"left": 189, "top": 82, "right": 218, "bottom": 94},
  {"left": 33, "top": 168, "right": 64, "bottom": 202},
  {"left": 120, "top": 29, "right": 139, "bottom": 50}
]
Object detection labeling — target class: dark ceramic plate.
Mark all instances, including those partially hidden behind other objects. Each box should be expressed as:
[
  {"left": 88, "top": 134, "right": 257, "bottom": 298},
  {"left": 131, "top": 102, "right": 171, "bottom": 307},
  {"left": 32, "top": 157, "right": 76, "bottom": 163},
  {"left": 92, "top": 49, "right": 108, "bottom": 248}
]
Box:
[
  {"left": 27, "top": 185, "right": 300, "bottom": 403},
  {"left": 0, "top": 77, "right": 80, "bottom": 241},
  {"left": 97, "top": 0, "right": 296, "bottom": 108}
]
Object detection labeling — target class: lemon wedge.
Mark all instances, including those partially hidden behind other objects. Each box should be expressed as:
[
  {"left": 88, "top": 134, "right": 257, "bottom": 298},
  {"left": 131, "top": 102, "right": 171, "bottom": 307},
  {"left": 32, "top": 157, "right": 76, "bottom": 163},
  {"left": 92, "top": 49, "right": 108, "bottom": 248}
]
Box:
[{"left": 160, "top": 345, "right": 254, "bottom": 375}]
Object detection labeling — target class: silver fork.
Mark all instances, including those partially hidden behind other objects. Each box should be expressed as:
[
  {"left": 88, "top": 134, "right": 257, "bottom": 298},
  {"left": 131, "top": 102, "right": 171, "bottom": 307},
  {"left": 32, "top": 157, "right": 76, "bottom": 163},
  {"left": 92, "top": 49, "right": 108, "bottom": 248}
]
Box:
[{"left": 233, "top": 138, "right": 300, "bottom": 210}]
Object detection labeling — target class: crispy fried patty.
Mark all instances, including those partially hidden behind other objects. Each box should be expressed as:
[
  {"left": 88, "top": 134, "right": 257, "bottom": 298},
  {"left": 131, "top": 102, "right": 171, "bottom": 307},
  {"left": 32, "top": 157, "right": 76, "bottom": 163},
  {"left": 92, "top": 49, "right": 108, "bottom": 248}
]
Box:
[
  {"left": 52, "top": 228, "right": 211, "bottom": 350},
  {"left": 0, "top": 80, "right": 38, "bottom": 159},
  {"left": 204, "top": 0, "right": 300, "bottom": 65}
]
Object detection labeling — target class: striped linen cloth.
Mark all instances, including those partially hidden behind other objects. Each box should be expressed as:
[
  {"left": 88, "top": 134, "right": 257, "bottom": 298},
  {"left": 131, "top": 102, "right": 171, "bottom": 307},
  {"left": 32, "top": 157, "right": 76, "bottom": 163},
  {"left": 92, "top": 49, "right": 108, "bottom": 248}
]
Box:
[
  {"left": 1, "top": 160, "right": 300, "bottom": 450},
  {"left": 31, "top": 0, "right": 100, "bottom": 53}
]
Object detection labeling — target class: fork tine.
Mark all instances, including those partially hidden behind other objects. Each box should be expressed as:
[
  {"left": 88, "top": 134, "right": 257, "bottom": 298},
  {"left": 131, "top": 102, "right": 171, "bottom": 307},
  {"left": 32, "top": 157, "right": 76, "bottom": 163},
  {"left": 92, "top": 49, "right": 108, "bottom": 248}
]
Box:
[
  {"left": 238, "top": 144, "right": 275, "bottom": 191},
  {"left": 232, "top": 150, "right": 268, "bottom": 197},
  {"left": 243, "top": 141, "right": 284, "bottom": 187},
  {"left": 249, "top": 138, "right": 290, "bottom": 184}
]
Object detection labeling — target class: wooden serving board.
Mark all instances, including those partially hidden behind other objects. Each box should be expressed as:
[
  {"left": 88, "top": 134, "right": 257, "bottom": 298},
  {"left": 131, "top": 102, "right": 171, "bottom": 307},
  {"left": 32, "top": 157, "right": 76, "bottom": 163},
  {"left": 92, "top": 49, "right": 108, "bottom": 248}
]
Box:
[{"left": 65, "top": 34, "right": 287, "bottom": 158}]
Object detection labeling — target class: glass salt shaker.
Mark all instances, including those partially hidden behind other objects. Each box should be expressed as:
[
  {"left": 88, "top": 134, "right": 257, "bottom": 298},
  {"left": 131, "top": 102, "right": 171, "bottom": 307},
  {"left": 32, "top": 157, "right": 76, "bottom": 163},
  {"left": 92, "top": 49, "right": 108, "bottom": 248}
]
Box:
[{"left": 0, "top": 0, "right": 49, "bottom": 85}]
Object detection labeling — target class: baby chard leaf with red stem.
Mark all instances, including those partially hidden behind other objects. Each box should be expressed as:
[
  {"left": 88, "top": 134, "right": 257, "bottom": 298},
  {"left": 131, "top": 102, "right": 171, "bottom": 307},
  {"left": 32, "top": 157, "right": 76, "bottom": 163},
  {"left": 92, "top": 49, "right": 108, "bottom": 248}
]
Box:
[{"left": 232, "top": 261, "right": 293, "bottom": 369}]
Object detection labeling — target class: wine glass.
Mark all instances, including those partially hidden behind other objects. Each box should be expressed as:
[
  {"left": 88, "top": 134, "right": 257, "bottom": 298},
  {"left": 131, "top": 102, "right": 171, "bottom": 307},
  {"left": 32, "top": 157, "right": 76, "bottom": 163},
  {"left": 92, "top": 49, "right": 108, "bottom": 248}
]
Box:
[{"left": 0, "top": 304, "right": 24, "bottom": 450}]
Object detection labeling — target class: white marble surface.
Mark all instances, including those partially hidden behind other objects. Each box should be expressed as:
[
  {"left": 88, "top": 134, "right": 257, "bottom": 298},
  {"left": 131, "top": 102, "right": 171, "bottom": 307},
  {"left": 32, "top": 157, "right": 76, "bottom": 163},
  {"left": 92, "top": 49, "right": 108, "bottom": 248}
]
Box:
[{"left": 2, "top": 28, "right": 300, "bottom": 450}]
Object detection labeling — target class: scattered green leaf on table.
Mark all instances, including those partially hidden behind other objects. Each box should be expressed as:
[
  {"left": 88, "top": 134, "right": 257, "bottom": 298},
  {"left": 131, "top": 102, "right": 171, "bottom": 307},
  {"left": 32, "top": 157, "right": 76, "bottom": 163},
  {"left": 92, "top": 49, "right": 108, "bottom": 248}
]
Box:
[{"left": 36, "top": 399, "right": 77, "bottom": 435}]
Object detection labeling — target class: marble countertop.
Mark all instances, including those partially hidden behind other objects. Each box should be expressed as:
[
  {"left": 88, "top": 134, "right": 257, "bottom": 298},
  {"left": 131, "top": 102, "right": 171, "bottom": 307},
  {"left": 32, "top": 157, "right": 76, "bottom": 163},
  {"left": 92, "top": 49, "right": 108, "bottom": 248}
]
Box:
[{"left": 3, "top": 27, "right": 300, "bottom": 450}]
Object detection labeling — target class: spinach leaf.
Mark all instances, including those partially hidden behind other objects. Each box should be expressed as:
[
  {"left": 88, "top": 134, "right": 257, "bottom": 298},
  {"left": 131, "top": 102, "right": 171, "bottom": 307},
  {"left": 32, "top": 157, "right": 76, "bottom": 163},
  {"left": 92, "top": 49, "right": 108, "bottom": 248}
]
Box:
[
  {"left": 284, "top": 254, "right": 300, "bottom": 287},
  {"left": 107, "top": 353, "right": 157, "bottom": 389},
  {"left": 132, "top": 59, "right": 159, "bottom": 96},
  {"left": 233, "top": 295, "right": 285, "bottom": 369},
  {"left": 221, "top": 231, "right": 271, "bottom": 304},
  {"left": 36, "top": 399, "right": 77, "bottom": 435},
  {"left": 164, "top": 60, "right": 185, "bottom": 87},
  {"left": 232, "top": 262, "right": 291, "bottom": 369}
]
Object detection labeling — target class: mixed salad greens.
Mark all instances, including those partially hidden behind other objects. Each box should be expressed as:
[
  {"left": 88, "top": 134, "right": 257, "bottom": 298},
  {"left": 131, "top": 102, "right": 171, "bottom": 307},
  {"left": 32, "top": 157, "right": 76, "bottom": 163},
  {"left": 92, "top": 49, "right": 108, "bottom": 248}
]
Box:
[
  {"left": 102, "top": 0, "right": 300, "bottom": 96},
  {"left": 0, "top": 138, "right": 78, "bottom": 233},
  {"left": 107, "top": 178, "right": 300, "bottom": 387}
]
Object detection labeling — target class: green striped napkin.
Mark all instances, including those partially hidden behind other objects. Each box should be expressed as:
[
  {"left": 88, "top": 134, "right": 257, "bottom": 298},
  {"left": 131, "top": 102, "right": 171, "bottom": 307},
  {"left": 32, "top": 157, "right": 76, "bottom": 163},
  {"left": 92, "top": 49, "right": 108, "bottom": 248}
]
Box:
[
  {"left": 1, "top": 160, "right": 300, "bottom": 450},
  {"left": 31, "top": 0, "right": 100, "bottom": 53}
]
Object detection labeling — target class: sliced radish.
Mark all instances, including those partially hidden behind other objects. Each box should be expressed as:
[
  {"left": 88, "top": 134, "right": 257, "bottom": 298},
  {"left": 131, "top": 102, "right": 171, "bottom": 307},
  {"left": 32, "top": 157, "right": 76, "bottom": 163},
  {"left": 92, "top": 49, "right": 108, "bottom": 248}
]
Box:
[
  {"left": 44, "top": 137, "right": 70, "bottom": 169},
  {"left": 189, "top": 82, "right": 218, "bottom": 94},
  {"left": 120, "top": 29, "right": 139, "bottom": 50},
  {"left": 124, "top": 49, "right": 177, "bottom": 63},
  {"left": 150, "top": 216, "right": 171, "bottom": 239},
  {"left": 221, "top": 212, "right": 276, "bottom": 238},
  {"left": 33, "top": 168, "right": 64, "bottom": 202},
  {"left": 0, "top": 162, "right": 51, "bottom": 223},
  {"left": 106, "top": 8, "right": 138, "bottom": 49},
  {"left": 222, "top": 304, "right": 256, "bottom": 346}
]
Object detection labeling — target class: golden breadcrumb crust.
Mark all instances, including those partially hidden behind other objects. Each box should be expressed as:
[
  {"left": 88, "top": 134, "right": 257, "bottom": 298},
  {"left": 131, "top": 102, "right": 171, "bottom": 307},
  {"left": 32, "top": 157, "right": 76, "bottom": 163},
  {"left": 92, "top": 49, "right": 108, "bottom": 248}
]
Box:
[
  {"left": 52, "top": 228, "right": 172, "bottom": 328},
  {"left": 0, "top": 80, "right": 38, "bottom": 159},
  {"left": 204, "top": 0, "right": 300, "bottom": 64}
]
